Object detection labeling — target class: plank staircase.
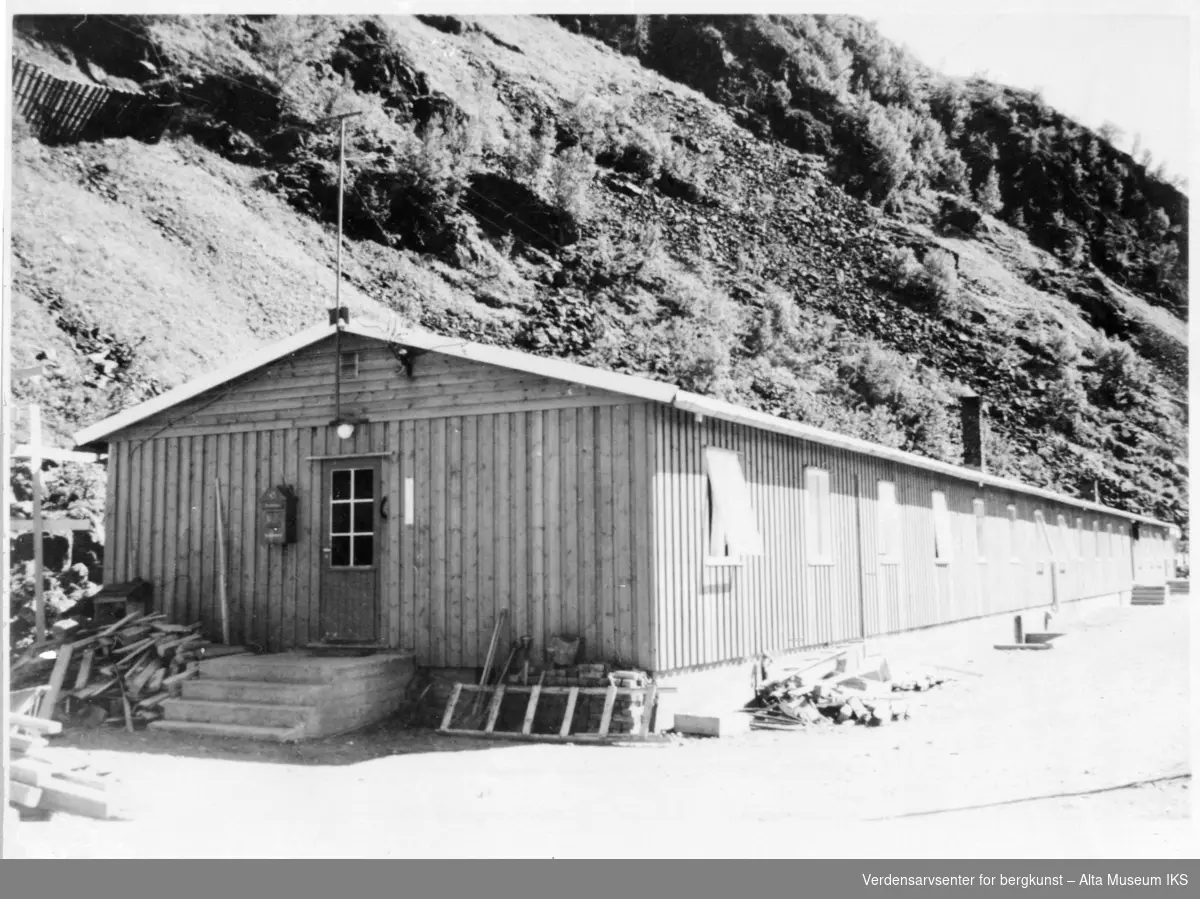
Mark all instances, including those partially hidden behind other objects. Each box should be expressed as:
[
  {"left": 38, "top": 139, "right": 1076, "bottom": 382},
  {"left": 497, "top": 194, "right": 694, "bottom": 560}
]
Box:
[
  {"left": 1131, "top": 584, "right": 1169, "bottom": 606},
  {"left": 149, "top": 651, "right": 414, "bottom": 742},
  {"left": 439, "top": 681, "right": 672, "bottom": 743}
]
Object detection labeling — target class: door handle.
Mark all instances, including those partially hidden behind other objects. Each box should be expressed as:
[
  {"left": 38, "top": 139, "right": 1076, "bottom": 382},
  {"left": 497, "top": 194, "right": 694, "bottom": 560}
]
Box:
[{"left": 380, "top": 497, "right": 389, "bottom": 520}]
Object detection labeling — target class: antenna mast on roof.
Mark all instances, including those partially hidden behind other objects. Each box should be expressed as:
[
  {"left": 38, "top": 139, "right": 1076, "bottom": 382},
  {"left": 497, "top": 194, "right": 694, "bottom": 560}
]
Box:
[{"left": 318, "top": 111, "right": 362, "bottom": 438}]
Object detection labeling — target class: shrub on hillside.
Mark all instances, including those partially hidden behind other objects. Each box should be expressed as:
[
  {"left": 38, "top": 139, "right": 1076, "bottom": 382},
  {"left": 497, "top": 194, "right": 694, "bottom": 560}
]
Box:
[
  {"left": 549, "top": 145, "right": 597, "bottom": 235},
  {"left": 835, "top": 343, "right": 960, "bottom": 460},
  {"left": 254, "top": 15, "right": 342, "bottom": 98},
  {"left": 657, "top": 139, "right": 713, "bottom": 203},
  {"left": 976, "top": 167, "right": 1003, "bottom": 215},
  {"left": 938, "top": 196, "right": 983, "bottom": 236},
  {"left": 921, "top": 249, "right": 959, "bottom": 306},
  {"left": 610, "top": 125, "right": 665, "bottom": 182},
  {"left": 665, "top": 277, "right": 742, "bottom": 399},
  {"left": 884, "top": 246, "right": 960, "bottom": 312},
  {"left": 1086, "top": 336, "right": 1153, "bottom": 410},
  {"left": 833, "top": 98, "right": 912, "bottom": 205},
  {"left": 751, "top": 288, "right": 802, "bottom": 356},
  {"left": 500, "top": 112, "right": 556, "bottom": 194}
]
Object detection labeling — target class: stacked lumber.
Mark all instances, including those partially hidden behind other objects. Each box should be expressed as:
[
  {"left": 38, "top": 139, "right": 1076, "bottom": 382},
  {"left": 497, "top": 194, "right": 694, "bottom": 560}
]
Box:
[
  {"left": 7, "top": 714, "right": 120, "bottom": 820},
  {"left": 11, "top": 612, "right": 222, "bottom": 729}
]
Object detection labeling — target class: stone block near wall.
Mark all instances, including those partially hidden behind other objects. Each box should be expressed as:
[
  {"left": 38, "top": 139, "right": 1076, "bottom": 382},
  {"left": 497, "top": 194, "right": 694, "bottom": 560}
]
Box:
[{"left": 673, "top": 713, "right": 750, "bottom": 737}]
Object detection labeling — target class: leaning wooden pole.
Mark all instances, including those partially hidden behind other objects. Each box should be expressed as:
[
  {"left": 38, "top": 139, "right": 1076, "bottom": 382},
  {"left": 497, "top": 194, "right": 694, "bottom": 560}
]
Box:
[
  {"left": 28, "top": 404, "right": 45, "bottom": 645},
  {"left": 213, "top": 477, "right": 231, "bottom": 645}
]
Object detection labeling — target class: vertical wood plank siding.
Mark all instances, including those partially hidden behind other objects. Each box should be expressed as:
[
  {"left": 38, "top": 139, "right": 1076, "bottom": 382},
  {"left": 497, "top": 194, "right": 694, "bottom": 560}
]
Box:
[
  {"left": 97, "top": 328, "right": 1157, "bottom": 676},
  {"left": 104, "top": 403, "right": 657, "bottom": 667},
  {"left": 650, "top": 406, "right": 1139, "bottom": 673}
]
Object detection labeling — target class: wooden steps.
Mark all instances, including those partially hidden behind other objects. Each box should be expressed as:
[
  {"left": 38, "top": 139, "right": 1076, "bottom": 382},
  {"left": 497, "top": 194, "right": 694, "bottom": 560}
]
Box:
[
  {"left": 161, "top": 697, "right": 315, "bottom": 729},
  {"left": 182, "top": 678, "right": 326, "bottom": 704},
  {"left": 1131, "top": 585, "right": 1168, "bottom": 606},
  {"left": 1167, "top": 579, "right": 1189, "bottom": 597},
  {"left": 143, "top": 651, "right": 415, "bottom": 740},
  {"left": 304, "top": 642, "right": 387, "bottom": 657},
  {"left": 148, "top": 719, "right": 305, "bottom": 742}
]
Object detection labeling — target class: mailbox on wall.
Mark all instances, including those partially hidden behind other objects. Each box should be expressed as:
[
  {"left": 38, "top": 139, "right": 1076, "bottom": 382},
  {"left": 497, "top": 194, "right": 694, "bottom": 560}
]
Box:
[{"left": 261, "top": 485, "right": 298, "bottom": 545}]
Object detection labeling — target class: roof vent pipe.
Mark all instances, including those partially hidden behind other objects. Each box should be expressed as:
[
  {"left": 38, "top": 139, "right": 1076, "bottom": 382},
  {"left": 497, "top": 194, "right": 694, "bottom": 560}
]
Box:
[{"left": 960, "top": 393, "right": 985, "bottom": 473}]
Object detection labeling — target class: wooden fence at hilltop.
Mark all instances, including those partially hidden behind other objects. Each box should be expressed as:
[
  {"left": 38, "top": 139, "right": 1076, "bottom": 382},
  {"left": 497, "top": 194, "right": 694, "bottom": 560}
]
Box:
[{"left": 11, "top": 57, "right": 170, "bottom": 144}]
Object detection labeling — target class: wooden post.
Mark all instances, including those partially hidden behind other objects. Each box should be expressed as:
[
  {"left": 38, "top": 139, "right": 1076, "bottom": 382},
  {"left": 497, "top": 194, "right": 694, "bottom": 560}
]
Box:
[
  {"left": 29, "top": 404, "right": 45, "bottom": 645},
  {"left": 853, "top": 472, "right": 867, "bottom": 642},
  {"left": 213, "top": 477, "right": 231, "bottom": 645}
]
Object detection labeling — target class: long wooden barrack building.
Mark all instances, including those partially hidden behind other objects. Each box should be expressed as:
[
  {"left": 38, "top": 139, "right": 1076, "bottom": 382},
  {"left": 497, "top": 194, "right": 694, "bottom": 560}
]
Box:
[{"left": 74, "top": 318, "right": 1180, "bottom": 719}]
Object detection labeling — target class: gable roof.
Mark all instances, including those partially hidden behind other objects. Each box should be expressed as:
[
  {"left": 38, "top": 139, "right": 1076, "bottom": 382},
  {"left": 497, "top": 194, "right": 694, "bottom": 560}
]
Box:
[{"left": 72, "top": 318, "right": 1174, "bottom": 530}]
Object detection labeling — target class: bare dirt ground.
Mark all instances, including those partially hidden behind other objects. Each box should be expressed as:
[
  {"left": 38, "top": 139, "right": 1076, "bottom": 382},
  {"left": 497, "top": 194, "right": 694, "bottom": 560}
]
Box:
[{"left": 9, "top": 599, "right": 1193, "bottom": 858}]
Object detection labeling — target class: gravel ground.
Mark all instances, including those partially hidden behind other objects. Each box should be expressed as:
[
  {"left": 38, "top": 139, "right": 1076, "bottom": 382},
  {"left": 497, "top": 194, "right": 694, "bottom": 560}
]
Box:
[{"left": 9, "top": 599, "right": 1193, "bottom": 858}]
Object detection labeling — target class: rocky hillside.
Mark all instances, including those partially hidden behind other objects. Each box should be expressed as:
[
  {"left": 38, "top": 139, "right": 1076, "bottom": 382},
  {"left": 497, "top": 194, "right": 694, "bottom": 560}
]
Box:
[{"left": 8, "top": 14, "right": 1188, "bottom": 537}]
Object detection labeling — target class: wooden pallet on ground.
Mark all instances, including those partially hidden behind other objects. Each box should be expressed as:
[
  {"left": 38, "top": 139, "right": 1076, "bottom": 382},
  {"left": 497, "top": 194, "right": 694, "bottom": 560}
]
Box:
[{"left": 438, "top": 681, "right": 673, "bottom": 743}]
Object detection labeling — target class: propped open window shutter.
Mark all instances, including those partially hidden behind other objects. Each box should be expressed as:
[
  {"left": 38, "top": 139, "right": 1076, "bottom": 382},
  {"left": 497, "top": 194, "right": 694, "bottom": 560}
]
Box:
[
  {"left": 931, "top": 491, "right": 953, "bottom": 562},
  {"left": 878, "top": 481, "right": 901, "bottom": 563},
  {"left": 704, "top": 447, "right": 763, "bottom": 558},
  {"left": 805, "top": 467, "right": 832, "bottom": 563}
]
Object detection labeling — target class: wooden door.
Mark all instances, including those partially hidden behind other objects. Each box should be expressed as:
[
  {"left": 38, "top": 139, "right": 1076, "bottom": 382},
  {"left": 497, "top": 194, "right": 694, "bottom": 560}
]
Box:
[{"left": 319, "top": 459, "right": 382, "bottom": 643}]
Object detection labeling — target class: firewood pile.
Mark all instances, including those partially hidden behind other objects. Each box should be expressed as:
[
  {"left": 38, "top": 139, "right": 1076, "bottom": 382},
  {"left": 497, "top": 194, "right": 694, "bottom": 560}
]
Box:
[
  {"left": 11, "top": 611, "right": 243, "bottom": 729},
  {"left": 7, "top": 713, "right": 120, "bottom": 820},
  {"left": 749, "top": 664, "right": 951, "bottom": 731}
]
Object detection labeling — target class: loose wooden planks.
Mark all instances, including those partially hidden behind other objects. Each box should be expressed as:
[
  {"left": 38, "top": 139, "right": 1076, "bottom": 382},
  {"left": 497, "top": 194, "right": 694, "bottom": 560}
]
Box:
[
  {"left": 10, "top": 758, "right": 59, "bottom": 788},
  {"left": 73, "top": 647, "right": 96, "bottom": 690},
  {"left": 11, "top": 713, "right": 63, "bottom": 735},
  {"left": 34, "top": 780, "right": 112, "bottom": 819},
  {"left": 9, "top": 782, "right": 43, "bottom": 809},
  {"left": 38, "top": 643, "right": 74, "bottom": 719},
  {"left": 11, "top": 732, "right": 49, "bottom": 754}
]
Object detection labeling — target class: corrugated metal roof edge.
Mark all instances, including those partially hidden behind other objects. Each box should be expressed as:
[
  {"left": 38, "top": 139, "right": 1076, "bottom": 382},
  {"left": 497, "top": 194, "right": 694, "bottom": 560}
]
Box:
[
  {"left": 71, "top": 318, "right": 1175, "bottom": 531},
  {"left": 672, "top": 391, "right": 1174, "bottom": 531}
]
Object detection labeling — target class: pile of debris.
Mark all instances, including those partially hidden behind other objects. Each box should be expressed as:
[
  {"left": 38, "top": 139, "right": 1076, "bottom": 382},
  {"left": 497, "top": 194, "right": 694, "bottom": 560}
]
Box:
[
  {"left": 7, "top": 711, "right": 119, "bottom": 819},
  {"left": 888, "top": 671, "right": 952, "bottom": 692},
  {"left": 11, "top": 611, "right": 244, "bottom": 729},
  {"left": 749, "top": 658, "right": 951, "bottom": 731}
]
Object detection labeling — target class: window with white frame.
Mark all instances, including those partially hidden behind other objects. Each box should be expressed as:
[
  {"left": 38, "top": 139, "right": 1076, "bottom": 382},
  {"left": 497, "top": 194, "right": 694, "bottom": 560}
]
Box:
[
  {"left": 703, "top": 447, "right": 763, "bottom": 565},
  {"left": 931, "top": 491, "right": 953, "bottom": 564},
  {"left": 1007, "top": 504, "right": 1020, "bottom": 563},
  {"left": 1106, "top": 522, "right": 1115, "bottom": 557},
  {"left": 1056, "top": 513, "right": 1071, "bottom": 561},
  {"left": 973, "top": 498, "right": 987, "bottom": 562},
  {"left": 877, "top": 481, "right": 902, "bottom": 563},
  {"left": 804, "top": 467, "right": 833, "bottom": 565},
  {"left": 1075, "top": 516, "right": 1085, "bottom": 559},
  {"left": 1092, "top": 520, "right": 1101, "bottom": 560}
]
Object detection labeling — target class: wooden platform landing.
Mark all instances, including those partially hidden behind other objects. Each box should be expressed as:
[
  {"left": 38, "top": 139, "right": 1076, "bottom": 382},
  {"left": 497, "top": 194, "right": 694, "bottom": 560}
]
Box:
[{"left": 150, "top": 651, "right": 415, "bottom": 742}]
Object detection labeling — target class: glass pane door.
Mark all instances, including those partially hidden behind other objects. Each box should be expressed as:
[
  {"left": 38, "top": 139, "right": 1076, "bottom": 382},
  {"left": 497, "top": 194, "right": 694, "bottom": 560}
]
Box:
[{"left": 329, "top": 466, "right": 375, "bottom": 568}]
